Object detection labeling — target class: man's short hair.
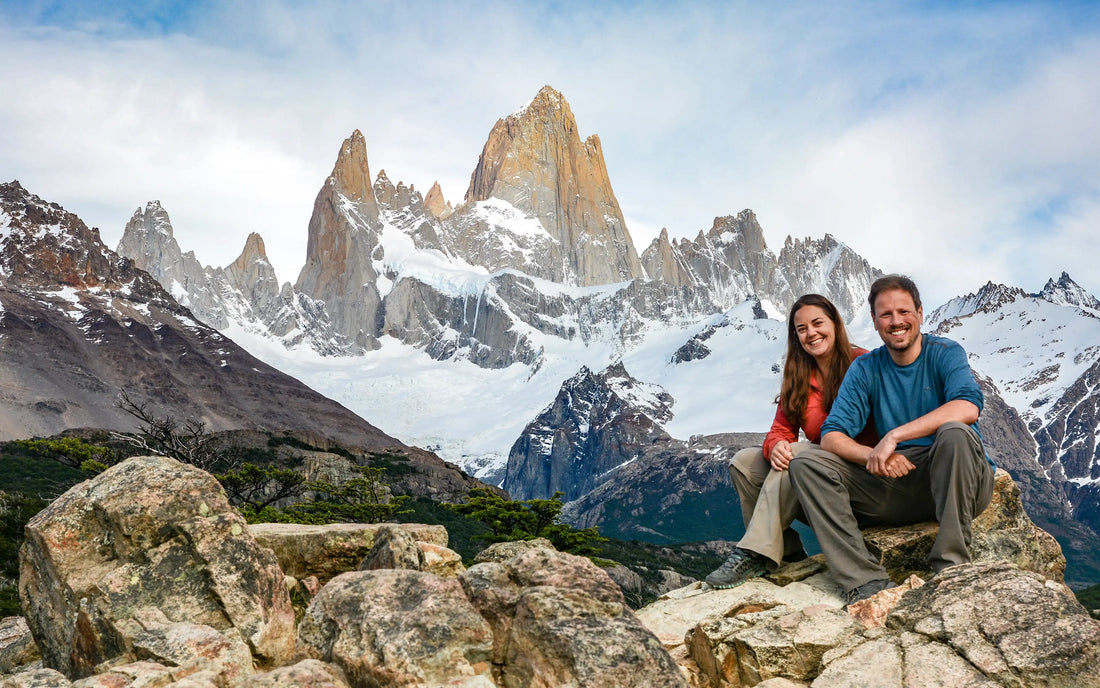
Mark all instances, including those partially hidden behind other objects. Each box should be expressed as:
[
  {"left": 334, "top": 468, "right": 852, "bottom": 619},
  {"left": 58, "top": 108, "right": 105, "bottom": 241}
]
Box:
[{"left": 869, "top": 274, "right": 922, "bottom": 316}]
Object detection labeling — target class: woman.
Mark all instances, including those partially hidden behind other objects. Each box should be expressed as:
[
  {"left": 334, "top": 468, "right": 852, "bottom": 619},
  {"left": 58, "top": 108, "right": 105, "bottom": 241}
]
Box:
[{"left": 705, "top": 293, "right": 873, "bottom": 589}]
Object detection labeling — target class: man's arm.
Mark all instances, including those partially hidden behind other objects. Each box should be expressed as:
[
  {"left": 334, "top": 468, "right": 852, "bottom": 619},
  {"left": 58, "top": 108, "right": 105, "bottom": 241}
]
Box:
[{"left": 864, "top": 399, "right": 979, "bottom": 477}]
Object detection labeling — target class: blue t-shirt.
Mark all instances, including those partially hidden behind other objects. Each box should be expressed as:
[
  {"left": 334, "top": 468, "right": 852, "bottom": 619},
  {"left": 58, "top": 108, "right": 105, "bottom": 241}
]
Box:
[{"left": 822, "top": 334, "right": 992, "bottom": 465}]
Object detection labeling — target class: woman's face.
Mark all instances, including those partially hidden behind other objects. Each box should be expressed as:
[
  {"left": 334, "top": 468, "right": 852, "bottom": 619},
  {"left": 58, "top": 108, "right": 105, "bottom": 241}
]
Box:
[{"left": 792, "top": 304, "right": 836, "bottom": 363}]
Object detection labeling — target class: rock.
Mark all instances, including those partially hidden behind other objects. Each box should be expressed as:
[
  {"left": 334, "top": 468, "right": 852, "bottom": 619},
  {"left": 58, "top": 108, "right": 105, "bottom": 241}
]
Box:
[
  {"left": 845, "top": 575, "right": 925, "bottom": 629},
  {"left": 638, "top": 575, "right": 844, "bottom": 653},
  {"left": 0, "top": 618, "right": 38, "bottom": 674},
  {"left": 813, "top": 636, "right": 903, "bottom": 687},
  {"left": 297, "top": 569, "right": 494, "bottom": 688},
  {"left": 0, "top": 667, "right": 71, "bottom": 688},
  {"left": 19, "top": 456, "right": 295, "bottom": 679},
  {"left": 114, "top": 608, "right": 254, "bottom": 686},
  {"left": 862, "top": 469, "right": 1065, "bottom": 582},
  {"left": 358, "top": 525, "right": 466, "bottom": 579},
  {"left": 471, "top": 538, "right": 556, "bottom": 564},
  {"left": 460, "top": 547, "right": 687, "bottom": 688},
  {"left": 729, "top": 605, "right": 864, "bottom": 685},
  {"left": 248, "top": 522, "right": 448, "bottom": 584},
  {"left": 887, "top": 561, "right": 1100, "bottom": 687},
  {"left": 70, "top": 660, "right": 174, "bottom": 687},
  {"left": 240, "top": 660, "right": 352, "bottom": 688},
  {"left": 359, "top": 525, "right": 421, "bottom": 571},
  {"left": 417, "top": 542, "right": 466, "bottom": 579}
]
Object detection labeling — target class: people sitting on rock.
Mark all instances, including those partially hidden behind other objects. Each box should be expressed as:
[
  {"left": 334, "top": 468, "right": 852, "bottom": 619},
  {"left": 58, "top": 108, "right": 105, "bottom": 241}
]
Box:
[
  {"left": 788, "top": 274, "right": 996, "bottom": 606},
  {"left": 705, "top": 293, "right": 875, "bottom": 589}
]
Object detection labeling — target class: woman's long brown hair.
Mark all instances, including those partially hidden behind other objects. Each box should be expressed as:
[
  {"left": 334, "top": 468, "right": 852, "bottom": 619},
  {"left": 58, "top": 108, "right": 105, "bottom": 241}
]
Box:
[{"left": 778, "top": 294, "right": 856, "bottom": 426}]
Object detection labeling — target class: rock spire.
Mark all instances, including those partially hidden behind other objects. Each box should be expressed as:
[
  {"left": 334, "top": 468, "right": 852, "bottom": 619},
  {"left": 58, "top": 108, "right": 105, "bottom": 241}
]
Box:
[{"left": 460, "top": 85, "right": 645, "bottom": 286}]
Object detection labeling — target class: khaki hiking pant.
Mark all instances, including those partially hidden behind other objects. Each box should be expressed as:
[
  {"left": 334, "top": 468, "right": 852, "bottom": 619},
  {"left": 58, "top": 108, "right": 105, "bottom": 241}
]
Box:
[
  {"left": 788, "top": 421, "right": 994, "bottom": 593},
  {"left": 730, "top": 442, "right": 813, "bottom": 569}
]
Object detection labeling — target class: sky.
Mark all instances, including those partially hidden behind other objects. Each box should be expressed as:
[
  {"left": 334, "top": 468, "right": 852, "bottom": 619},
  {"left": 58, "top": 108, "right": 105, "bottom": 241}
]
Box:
[{"left": 2, "top": 0, "right": 1099, "bottom": 309}]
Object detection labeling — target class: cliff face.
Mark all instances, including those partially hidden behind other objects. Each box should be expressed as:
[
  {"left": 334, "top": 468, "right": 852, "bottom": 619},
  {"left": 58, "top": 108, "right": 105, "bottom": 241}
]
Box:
[
  {"left": 0, "top": 180, "right": 392, "bottom": 447},
  {"left": 452, "top": 85, "right": 645, "bottom": 286},
  {"left": 294, "top": 130, "right": 385, "bottom": 350},
  {"left": 503, "top": 363, "right": 675, "bottom": 501}
]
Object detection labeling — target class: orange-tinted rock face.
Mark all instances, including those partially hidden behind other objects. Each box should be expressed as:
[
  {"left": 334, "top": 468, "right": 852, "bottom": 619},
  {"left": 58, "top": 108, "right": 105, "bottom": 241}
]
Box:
[{"left": 462, "top": 85, "right": 644, "bottom": 286}]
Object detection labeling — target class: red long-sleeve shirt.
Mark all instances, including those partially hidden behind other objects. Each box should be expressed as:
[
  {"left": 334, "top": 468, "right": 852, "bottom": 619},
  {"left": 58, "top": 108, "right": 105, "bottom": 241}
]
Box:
[{"left": 762, "top": 347, "right": 871, "bottom": 460}]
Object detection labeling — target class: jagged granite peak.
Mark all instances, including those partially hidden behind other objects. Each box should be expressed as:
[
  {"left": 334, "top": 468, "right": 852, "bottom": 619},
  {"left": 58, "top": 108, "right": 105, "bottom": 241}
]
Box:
[
  {"left": 0, "top": 181, "right": 393, "bottom": 445},
  {"left": 640, "top": 227, "right": 694, "bottom": 288},
  {"left": 295, "top": 131, "right": 386, "bottom": 350},
  {"left": 502, "top": 361, "right": 674, "bottom": 501},
  {"left": 639, "top": 211, "right": 877, "bottom": 325},
  {"left": 1, "top": 181, "right": 167, "bottom": 300},
  {"left": 222, "top": 232, "right": 282, "bottom": 317},
  {"left": 775, "top": 232, "right": 882, "bottom": 326},
  {"left": 457, "top": 84, "right": 645, "bottom": 286},
  {"left": 927, "top": 281, "right": 1029, "bottom": 329},
  {"left": 1039, "top": 271, "right": 1100, "bottom": 313},
  {"left": 115, "top": 200, "right": 229, "bottom": 327},
  {"left": 372, "top": 170, "right": 447, "bottom": 254},
  {"left": 423, "top": 180, "right": 453, "bottom": 220},
  {"left": 331, "top": 129, "right": 379, "bottom": 214}
]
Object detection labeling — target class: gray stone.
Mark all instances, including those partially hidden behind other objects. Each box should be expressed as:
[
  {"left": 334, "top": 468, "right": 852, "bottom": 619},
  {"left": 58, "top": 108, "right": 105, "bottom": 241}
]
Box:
[
  {"left": 19, "top": 456, "right": 295, "bottom": 679},
  {"left": 239, "top": 660, "right": 351, "bottom": 688},
  {"left": 0, "top": 618, "right": 38, "bottom": 675},
  {"left": 297, "top": 570, "right": 494, "bottom": 688},
  {"left": 888, "top": 561, "right": 1100, "bottom": 687},
  {"left": 249, "top": 522, "right": 448, "bottom": 584}
]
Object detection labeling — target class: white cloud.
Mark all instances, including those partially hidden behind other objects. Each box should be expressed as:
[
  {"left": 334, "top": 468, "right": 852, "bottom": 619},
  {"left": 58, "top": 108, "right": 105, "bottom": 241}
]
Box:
[{"left": 1, "top": 1, "right": 1098, "bottom": 306}]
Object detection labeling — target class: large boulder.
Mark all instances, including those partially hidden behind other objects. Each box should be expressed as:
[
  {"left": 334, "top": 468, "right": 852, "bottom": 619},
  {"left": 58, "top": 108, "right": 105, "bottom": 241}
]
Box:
[
  {"left": 248, "top": 522, "right": 448, "bottom": 583},
  {"left": 862, "top": 468, "right": 1065, "bottom": 582},
  {"left": 296, "top": 569, "right": 494, "bottom": 688},
  {"left": 18, "top": 455, "right": 295, "bottom": 679},
  {"left": 886, "top": 561, "right": 1100, "bottom": 687},
  {"left": 460, "top": 547, "right": 687, "bottom": 688}
]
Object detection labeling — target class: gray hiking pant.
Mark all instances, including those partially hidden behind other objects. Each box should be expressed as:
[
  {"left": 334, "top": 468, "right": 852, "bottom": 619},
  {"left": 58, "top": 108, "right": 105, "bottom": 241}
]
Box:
[
  {"left": 788, "top": 421, "right": 994, "bottom": 593},
  {"left": 730, "top": 443, "right": 811, "bottom": 569}
]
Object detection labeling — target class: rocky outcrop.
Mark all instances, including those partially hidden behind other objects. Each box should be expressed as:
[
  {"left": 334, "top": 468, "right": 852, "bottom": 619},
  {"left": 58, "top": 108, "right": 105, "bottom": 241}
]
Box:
[
  {"left": 249, "top": 522, "right": 449, "bottom": 584},
  {"left": 862, "top": 469, "right": 1066, "bottom": 583},
  {"left": 636, "top": 560, "right": 1100, "bottom": 688},
  {"left": 18, "top": 455, "right": 295, "bottom": 679},
  {"left": 639, "top": 213, "right": 881, "bottom": 325},
  {"left": 294, "top": 130, "right": 385, "bottom": 350},
  {"left": 423, "top": 181, "right": 453, "bottom": 220},
  {"left": 453, "top": 85, "right": 645, "bottom": 286},
  {"left": 297, "top": 569, "right": 495, "bottom": 688},
  {"left": 459, "top": 547, "right": 686, "bottom": 687},
  {"left": 503, "top": 362, "right": 675, "bottom": 501}
]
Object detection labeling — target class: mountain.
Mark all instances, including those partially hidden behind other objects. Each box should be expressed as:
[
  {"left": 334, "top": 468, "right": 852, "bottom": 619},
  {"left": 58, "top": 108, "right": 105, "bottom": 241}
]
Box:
[
  {"left": 503, "top": 362, "right": 675, "bottom": 501},
  {"left": 0, "top": 180, "right": 392, "bottom": 450},
  {"left": 103, "top": 85, "right": 1100, "bottom": 587},
  {"left": 925, "top": 277, "right": 1100, "bottom": 584}
]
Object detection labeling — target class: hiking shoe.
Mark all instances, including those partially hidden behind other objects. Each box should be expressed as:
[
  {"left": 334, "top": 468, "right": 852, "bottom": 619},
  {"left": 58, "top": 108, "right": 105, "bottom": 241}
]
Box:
[
  {"left": 705, "top": 547, "right": 767, "bottom": 589},
  {"left": 844, "top": 578, "right": 898, "bottom": 606}
]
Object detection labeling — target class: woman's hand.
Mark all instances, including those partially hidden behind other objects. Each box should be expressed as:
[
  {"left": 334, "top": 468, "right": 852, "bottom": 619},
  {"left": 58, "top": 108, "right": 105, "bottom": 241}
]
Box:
[{"left": 770, "top": 440, "right": 793, "bottom": 470}]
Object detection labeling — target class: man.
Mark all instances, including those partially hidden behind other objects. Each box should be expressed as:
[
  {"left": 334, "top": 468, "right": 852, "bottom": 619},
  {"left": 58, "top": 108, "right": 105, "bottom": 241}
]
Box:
[{"left": 788, "top": 274, "right": 995, "bottom": 606}]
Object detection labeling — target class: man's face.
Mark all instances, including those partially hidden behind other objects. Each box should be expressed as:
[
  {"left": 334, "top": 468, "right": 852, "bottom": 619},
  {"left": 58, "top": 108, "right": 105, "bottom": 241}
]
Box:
[{"left": 873, "top": 288, "right": 923, "bottom": 353}]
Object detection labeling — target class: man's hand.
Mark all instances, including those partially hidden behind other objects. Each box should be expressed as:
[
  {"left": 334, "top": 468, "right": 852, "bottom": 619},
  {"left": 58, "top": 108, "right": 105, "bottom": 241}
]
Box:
[
  {"left": 867, "top": 434, "right": 915, "bottom": 477},
  {"left": 769, "top": 440, "right": 793, "bottom": 470}
]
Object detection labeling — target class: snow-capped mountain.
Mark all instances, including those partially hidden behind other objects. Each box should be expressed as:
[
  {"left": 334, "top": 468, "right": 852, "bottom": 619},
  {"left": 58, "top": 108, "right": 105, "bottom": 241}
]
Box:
[
  {"left": 0, "top": 180, "right": 394, "bottom": 449},
  {"left": 105, "top": 85, "right": 1100, "bottom": 581},
  {"left": 927, "top": 277, "right": 1100, "bottom": 538}
]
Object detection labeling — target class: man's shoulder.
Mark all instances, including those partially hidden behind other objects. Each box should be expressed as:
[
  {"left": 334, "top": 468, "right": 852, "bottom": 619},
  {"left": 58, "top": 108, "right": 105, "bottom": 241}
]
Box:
[{"left": 922, "top": 334, "right": 968, "bottom": 357}]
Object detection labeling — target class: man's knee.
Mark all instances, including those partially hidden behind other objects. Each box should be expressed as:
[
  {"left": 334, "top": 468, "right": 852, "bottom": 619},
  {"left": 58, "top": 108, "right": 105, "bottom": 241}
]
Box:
[{"left": 933, "top": 422, "right": 983, "bottom": 460}]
